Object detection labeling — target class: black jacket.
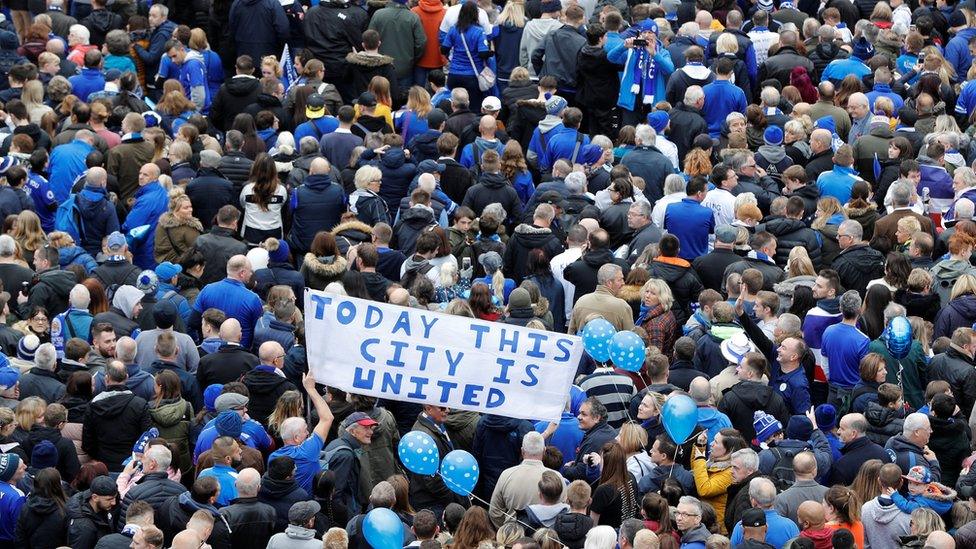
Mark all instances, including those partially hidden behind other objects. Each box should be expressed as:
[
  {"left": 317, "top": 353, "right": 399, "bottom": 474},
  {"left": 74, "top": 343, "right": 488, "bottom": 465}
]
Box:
[
  {"left": 732, "top": 174, "right": 780, "bottom": 215},
  {"left": 157, "top": 491, "right": 232, "bottom": 549},
  {"left": 756, "top": 216, "right": 823, "bottom": 270},
  {"left": 827, "top": 435, "right": 889, "bottom": 486},
  {"left": 929, "top": 346, "right": 976, "bottom": 419},
  {"left": 461, "top": 172, "right": 523, "bottom": 224},
  {"left": 626, "top": 222, "right": 663, "bottom": 265},
  {"left": 717, "top": 380, "right": 791, "bottom": 442},
  {"left": 804, "top": 149, "right": 835, "bottom": 182},
  {"left": 724, "top": 256, "right": 786, "bottom": 291},
  {"left": 219, "top": 497, "right": 277, "bottom": 549},
  {"left": 211, "top": 76, "right": 261, "bottom": 131},
  {"left": 669, "top": 103, "right": 709, "bottom": 163},
  {"left": 392, "top": 206, "right": 437, "bottom": 256},
  {"left": 648, "top": 258, "right": 703, "bottom": 327},
  {"left": 725, "top": 471, "right": 763, "bottom": 533},
  {"left": 218, "top": 151, "right": 254, "bottom": 195},
  {"left": 832, "top": 243, "right": 886, "bottom": 296},
  {"left": 24, "top": 424, "right": 80, "bottom": 483},
  {"left": 120, "top": 471, "right": 185, "bottom": 520},
  {"left": 759, "top": 46, "right": 815, "bottom": 87},
  {"left": 19, "top": 268, "right": 75, "bottom": 319},
  {"left": 438, "top": 157, "right": 475, "bottom": 205},
  {"left": 864, "top": 400, "right": 905, "bottom": 447},
  {"left": 302, "top": 2, "right": 369, "bottom": 85},
  {"left": 575, "top": 44, "right": 619, "bottom": 110},
  {"left": 258, "top": 475, "right": 310, "bottom": 531},
  {"left": 928, "top": 413, "right": 971, "bottom": 488},
  {"left": 564, "top": 249, "right": 630, "bottom": 303},
  {"left": 243, "top": 93, "right": 293, "bottom": 133},
  {"left": 692, "top": 248, "right": 742, "bottom": 293},
  {"left": 15, "top": 495, "right": 68, "bottom": 548},
  {"left": 561, "top": 421, "right": 617, "bottom": 481},
  {"left": 553, "top": 512, "right": 593, "bottom": 549},
  {"left": 186, "top": 168, "right": 236, "bottom": 231},
  {"left": 197, "top": 344, "right": 260, "bottom": 387},
  {"left": 91, "top": 259, "right": 140, "bottom": 293},
  {"left": 503, "top": 223, "right": 565, "bottom": 284},
  {"left": 241, "top": 368, "right": 298, "bottom": 428},
  {"left": 81, "top": 386, "right": 151, "bottom": 472},
  {"left": 66, "top": 490, "right": 116, "bottom": 549},
  {"left": 80, "top": 9, "right": 123, "bottom": 46},
  {"left": 785, "top": 183, "right": 819, "bottom": 223},
  {"left": 195, "top": 226, "right": 249, "bottom": 285},
  {"left": 408, "top": 415, "right": 467, "bottom": 511}
]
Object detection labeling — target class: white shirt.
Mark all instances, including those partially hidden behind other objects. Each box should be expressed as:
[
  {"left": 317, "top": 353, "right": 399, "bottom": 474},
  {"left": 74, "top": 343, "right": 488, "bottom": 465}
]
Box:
[
  {"left": 657, "top": 136, "right": 680, "bottom": 170},
  {"left": 701, "top": 187, "right": 737, "bottom": 227},
  {"left": 439, "top": 4, "right": 492, "bottom": 34},
  {"left": 652, "top": 192, "right": 685, "bottom": 228},
  {"left": 551, "top": 247, "right": 583, "bottom": 324}
]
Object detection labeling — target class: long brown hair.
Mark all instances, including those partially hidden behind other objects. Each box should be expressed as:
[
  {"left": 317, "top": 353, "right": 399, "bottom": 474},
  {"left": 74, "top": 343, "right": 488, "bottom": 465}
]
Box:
[
  {"left": 501, "top": 140, "right": 527, "bottom": 180},
  {"left": 849, "top": 459, "right": 883, "bottom": 506},
  {"left": 153, "top": 370, "right": 182, "bottom": 406},
  {"left": 369, "top": 76, "right": 392, "bottom": 107},
  {"left": 33, "top": 467, "right": 67, "bottom": 510},
  {"left": 825, "top": 485, "right": 861, "bottom": 523},
  {"left": 248, "top": 153, "right": 280, "bottom": 210},
  {"left": 452, "top": 507, "right": 495, "bottom": 549},
  {"left": 387, "top": 474, "right": 416, "bottom": 516},
  {"left": 468, "top": 282, "right": 496, "bottom": 317},
  {"left": 598, "top": 442, "right": 638, "bottom": 520}
]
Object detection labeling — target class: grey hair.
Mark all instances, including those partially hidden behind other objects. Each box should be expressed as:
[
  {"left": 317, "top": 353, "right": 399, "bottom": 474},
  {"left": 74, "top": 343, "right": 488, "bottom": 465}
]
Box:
[
  {"left": 565, "top": 171, "right": 587, "bottom": 194},
  {"left": 848, "top": 92, "right": 869, "bottom": 108},
  {"left": 0, "top": 235, "right": 16, "bottom": 257},
  {"left": 235, "top": 469, "right": 261, "bottom": 497},
  {"left": 280, "top": 416, "right": 307, "bottom": 441},
  {"left": 299, "top": 136, "right": 319, "bottom": 155},
  {"left": 748, "top": 477, "right": 777, "bottom": 508},
  {"left": 597, "top": 263, "right": 623, "bottom": 285},
  {"left": 732, "top": 448, "right": 759, "bottom": 473},
  {"left": 725, "top": 112, "right": 746, "bottom": 125},
  {"left": 890, "top": 182, "right": 913, "bottom": 207},
  {"left": 69, "top": 284, "right": 91, "bottom": 309},
  {"left": 956, "top": 167, "right": 976, "bottom": 189},
  {"left": 678, "top": 21, "right": 700, "bottom": 36},
  {"left": 522, "top": 431, "right": 545, "bottom": 456},
  {"left": 629, "top": 201, "right": 651, "bottom": 219},
  {"left": 145, "top": 444, "right": 173, "bottom": 471},
  {"left": 450, "top": 87, "right": 470, "bottom": 109},
  {"left": 903, "top": 412, "right": 930, "bottom": 436},
  {"left": 727, "top": 151, "right": 752, "bottom": 172},
  {"left": 839, "top": 290, "right": 862, "bottom": 318},
  {"left": 839, "top": 219, "right": 863, "bottom": 240},
  {"left": 845, "top": 413, "right": 869, "bottom": 434},
  {"left": 784, "top": 119, "right": 806, "bottom": 138},
  {"left": 883, "top": 303, "right": 907, "bottom": 325},
  {"left": 818, "top": 24, "right": 836, "bottom": 41},
  {"left": 635, "top": 124, "right": 656, "bottom": 147},
  {"left": 35, "top": 343, "right": 58, "bottom": 371},
  {"left": 939, "top": 132, "right": 960, "bottom": 150},
  {"left": 760, "top": 87, "right": 780, "bottom": 107},
  {"left": 769, "top": 196, "right": 788, "bottom": 217},
  {"left": 369, "top": 481, "right": 397, "bottom": 507},
  {"left": 678, "top": 496, "right": 703, "bottom": 515},
  {"left": 591, "top": 135, "right": 613, "bottom": 150},
  {"left": 684, "top": 85, "right": 704, "bottom": 107},
  {"left": 664, "top": 174, "right": 686, "bottom": 195},
  {"left": 957, "top": 198, "right": 975, "bottom": 219},
  {"left": 150, "top": 3, "right": 169, "bottom": 17},
  {"left": 619, "top": 519, "right": 645, "bottom": 546},
  {"left": 585, "top": 526, "right": 618, "bottom": 549},
  {"left": 776, "top": 313, "right": 801, "bottom": 334},
  {"left": 482, "top": 203, "right": 507, "bottom": 223}
]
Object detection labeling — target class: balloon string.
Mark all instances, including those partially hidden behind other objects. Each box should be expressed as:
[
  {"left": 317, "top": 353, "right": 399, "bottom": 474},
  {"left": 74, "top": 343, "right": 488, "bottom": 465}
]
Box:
[
  {"left": 602, "top": 361, "right": 651, "bottom": 455},
  {"left": 434, "top": 470, "right": 570, "bottom": 549}
]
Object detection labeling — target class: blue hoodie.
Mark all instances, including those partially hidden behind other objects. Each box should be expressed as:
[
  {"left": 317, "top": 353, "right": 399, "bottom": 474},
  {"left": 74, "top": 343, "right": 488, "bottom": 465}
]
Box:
[
  {"left": 535, "top": 413, "right": 584, "bottom": 464},
  {"left": 946, "top": 28, "right": 976, "bottom": 81},
  {"left": 59, "top": 246, "right": 97, "bottom": 274},
  {"left": 697, "top": 406, "right": 732, "bottom": 445},
  {"left": 76, "top": 185, "right": 120, "bottom": 256},
  {"left": 891, "top": 489, "right": 954, "bottom": 516},
  {"left": 123, "top": 181, "right": 168, "bottom": 269}
]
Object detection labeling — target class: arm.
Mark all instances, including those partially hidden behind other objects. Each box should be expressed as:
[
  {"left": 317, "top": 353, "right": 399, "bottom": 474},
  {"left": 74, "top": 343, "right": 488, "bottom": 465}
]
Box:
[
  {"left": 303, "top": 372, "right": 334, "bottom": 441},
  {"left": 738, "top": 309, "right": 774, "bottom": 360},
  {"left": 690, "top": 449, "right": 732, "bottom": 496},
  {"left": 413, "top": 19, "right": 427, "bottom": 62},
  {"left": 890, "top": 491, "right": 921, "bottom": 513}
]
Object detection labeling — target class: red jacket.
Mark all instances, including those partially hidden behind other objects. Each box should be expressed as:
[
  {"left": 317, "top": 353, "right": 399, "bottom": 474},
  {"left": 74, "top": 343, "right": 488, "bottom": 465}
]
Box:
[{"left": 412, "top": 0, "right": 447, "bottom": 68}]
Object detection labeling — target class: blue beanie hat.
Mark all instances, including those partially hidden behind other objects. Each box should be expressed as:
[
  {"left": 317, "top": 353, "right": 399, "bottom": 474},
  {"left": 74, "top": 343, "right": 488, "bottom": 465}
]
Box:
[
  {"left": 133, "top": 428, "right": 159, "bottom": 454},
  {"left": 204, "top": 384, "right": 224, "bottom": 412},
  {"left": 0, "top": 453, "right": 20, "bottom": 482},
  {"left": 578, "top": 144, "right": 604, "bottom": 165},
  {"left": 815, "top": 404, "right": 837, "bottom": 431},
  {"left": 787, "top": 415, "right": 814, "bottom": 441},
  {"left": 268, "top": 239, "right": 290, "bottom": 263},
  {"left": 215, "top": 410, "right": 243, "bottom": 439},
  {"left": 31, "top": 440, "right": 58, "bottom": 470},
  {"left": 753, "top": 410, "right": 782, "bottom": 444},
  {"left": 815, "top": 116, "right": 836, "bottom": 133},
  {"left": 763, "top": 125, "right": 784, "bottom": 146}
]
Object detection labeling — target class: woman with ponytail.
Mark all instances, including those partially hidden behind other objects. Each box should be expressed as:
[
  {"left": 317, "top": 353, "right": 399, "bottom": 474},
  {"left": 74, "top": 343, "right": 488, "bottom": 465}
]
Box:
[
  {"left": 476, "top": 251, "right": 515, "bottom": 305},
  {"left": 824, "top": 485, "right": 864, "bottom": 548}
]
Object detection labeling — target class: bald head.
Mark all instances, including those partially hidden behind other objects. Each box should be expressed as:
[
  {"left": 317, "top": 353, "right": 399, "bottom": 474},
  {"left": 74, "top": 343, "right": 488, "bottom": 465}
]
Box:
[
  {"left": 811, "top": 129, "right": 832, "bottom": 152},
  {"left": 235, "top": 468, "right": 261, "bottom": 497},
  {"left": 389, "top": 288, "right": 410, "bottom": 306},
  {"left": 171, "top": 531, "right": 203, "bottom": 549},
  {"left": 579, "top": 217, "right": 600, "bottom": 234},
  {"left": 258, "top": 341, "right": 285, "bottom": 366},
  {"left": 309, "top": 157, "right": 330, "bottom": 175},
  {"left": 226, "top": 255, "right": 251, "bottom": 279},
  {"left": 219, "top": 318, "right": 242, "bottom": 343},
  {"left": 689, "top": 377, "right": 711, "bottom": 404},
  {"left": 86, "top": 167, "right": 107, "bottom": 188},
  {"left": 479, "top": 115, "right": 497, "bottom": 137},
  {"left": 792, "top": 451, "right": 817, "bottom": 478},
  {"left": 925, "top": 531, "right": 955, "bottom": 549},
  {"left": 797, "top": 500, "right": 825, "bottom": 528}
]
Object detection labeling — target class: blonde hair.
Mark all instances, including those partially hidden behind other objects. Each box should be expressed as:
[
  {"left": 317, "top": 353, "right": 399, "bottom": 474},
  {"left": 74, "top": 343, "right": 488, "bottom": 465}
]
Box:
[
  {"left": 188, "top": 28, "right": 209, "bottom": 51},
  {"left": 909, "top": 316, "right": 932, "bottom": 355},
  {"left": 716, "top": 33, "right": 739, "bottom": 54},
  {"left": 354, "top": 165, "right": 383, "bottom": 190},
  {"left": 406, "top": 86, "right": 432, "bottom": 118},
  {"left": 910, "top": 508, "right": 945, "bottom": 537},
  {"left": 498, "top": 0, "right": 527, "bottom": 27},
  {"left": 13, "top": 210, "right": 46, "bottom": 252},
  {"left": 15, "top": 396, "right": 46, "bottom": 431},
  {"left": 168, "top": 192, "right": 191, "bottom": 214},
  {"left": 641, "top": 278, "right": 674, "bottom": 311},
  {"left": 617, "top": 422, "right": 648, "bottom": 455},
  {"left": 951, "top": 274, "right": 976, "bottom": 300},
  {"left": 261, "top": 55, "right": 282, "bottom": 78},
  {"left": 21, "top": 80, "right": 45, "bottom": 114},
  {"left": 812, "top": 197, "right": 845, "bottom": 230},
  {"left": 47, "top": 231, "right": 75, "bottom": 249},
  {"left": 787, "top": 247, "right": 816, "bottom": 277},
  {"left": 897, "top": 216, "right": 921, "bottom": 234},
  {"left": 267, "top": 390, "right": 303, "bottom": 435}
]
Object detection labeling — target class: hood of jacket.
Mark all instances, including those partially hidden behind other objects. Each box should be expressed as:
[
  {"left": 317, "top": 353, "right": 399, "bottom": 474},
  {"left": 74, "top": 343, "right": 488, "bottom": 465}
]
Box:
[
  {"left": 730, "top": 381, "right": 782, "bottom": 410},
  {"left": 259, "top": 474, "right": 304, "bottom": 500},
  {"left": 67, "top": 489, "right": 110, "bottom": 525},
  {"left": 865, "top": 400, "right": 900, "bottom": 427},
  {"left": 946, "top": 293, "right": 976, "bottom": 318},
  {"left": 85, "top": 10, "right": 120, "bottom": 32},
  {"left": 27, "top": 425, "right": 63, "bottom": 448},
  {"left": 553, "top": 510, "right": 592, "bottom": 541},
  {"left": 931, "top": 258, "right": 974, "bottom": 280},
  {"left": 149, "top": 397, "right": 188, "bottom": 428},
  {"left": 346, "top": 51, "right": 395, "bottom": 67},
  {"left": 845, "top": 202, "right": 878, "bottom": 219},
  {"left": 241, "top": 369, "right": 291, "bottom": 398},
  {"left": 537, "top": 115, "right": 563, "bottom": 135},
  {"left": 37, "top": 268, "right": 78, "bottom": 296},
  {"left": 379, "top": 147, "right": 408, "bottom": 170},
  {"left": 758, "top": 145, "right": 787, "bottom": 164},
  {"left": 760, "top": 216, "right": 807, "bottom": 237},
  {"left": 527, "top": 502, "right": 570, "bottom": 525},
  {"left": 283, "top": 524, "right": 317, "bottom": 541},
  {"left": 417, "top": 0, "right": 445, "bottom": 13},
  {"left": 481, "top": 414, "right": 527, "bottom": 433},
  {"left": 815, "top": 42, "right": 844, "bottom": 60},
  {"left": 682, "top": 524, "right": 711, "bottom": 544},
  {"left": 402, "top": 254, "right": 431, "bottom": 275},
  {"left": 78, "top": 185, "right": 109, "bottom": 214},
  {"left": 513, "top": 223, "right": 555, "bottom": 246},
  {"left": 478, "top": 171, "right": 509, "bottom": 190},
  {"left": 158, "top": 212, "right": 203, "bottom": 232},
  {"left": 582, "top": 248, "right": 616, "bottom": 269},
  {"left": 708, "top": 323, "right": 743, "bottom": 342},
  {"left": 26, "top": 495, "right": 61, "bottom": 515},
  {"left": 868, "top": 497, "right": 908, "bottom": 524},
  {"left": 869, "top": 124, "right": 894, "bottom": 139},
  {"left": 304, "top": 173, "right": 334, "bottom": 191},
  {"left": 254, "top": 93, "right": 282, "bottom": 109},
  {"left": 303, "top": 253, "right": 348, "bottom": 277},
  {"left": 679, "top": 63, "right": 713, "bottom": 82},
  {"left": 225, "top": 75, "right": 260, "bottom": 97},
  {"left": 59, "top": 246, "right": 90, "bottom": 266},
  {"left": 401, "top": 206, "right": 435, "bottom": 227},
  {"left": 697, "top": 407, "right": 728, "bottom": 429}
]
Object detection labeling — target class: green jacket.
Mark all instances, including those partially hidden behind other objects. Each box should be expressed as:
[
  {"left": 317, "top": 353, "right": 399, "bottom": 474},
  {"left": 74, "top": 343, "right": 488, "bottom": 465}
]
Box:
[
  {"left": 368, "top": 3, "right": 427, "bottom": 79},
  {"left": 868, "top": 338, "right": 929, "bottom": 410}
]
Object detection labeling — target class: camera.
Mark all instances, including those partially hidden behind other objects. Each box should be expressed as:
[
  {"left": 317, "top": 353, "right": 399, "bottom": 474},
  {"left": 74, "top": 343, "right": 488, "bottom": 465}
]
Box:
[{"left": 633, "top": 38, "right": 648, "bottom": 47}]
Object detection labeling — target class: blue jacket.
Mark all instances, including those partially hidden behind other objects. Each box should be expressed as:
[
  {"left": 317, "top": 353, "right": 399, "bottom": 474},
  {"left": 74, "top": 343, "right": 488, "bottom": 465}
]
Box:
[
  {"left": 287, "top": 173, "right": 346, "bottom": 255},
  {"left": 198, "top": 463, "right": 239, "bottom": 506},
  {"left": 866, "top": 83, "right": 904, "bottom": 111},
  {"left": 194, "top": 417, "right": 273, "bottom": 463},
  {"left": 945, "top": 28, "right": 976, "bottom": 81},
  {"left": 758, "top": 430, "right": 834, "bottom": 485},
  {"left": 193, "top": 278, "right": 264, "bottom": 349},
  {"left": 26, "top": 172, "right": 56, "bottom": 232},
  {"left": 76, "top": 185, "right": 120, "bottom": 256},
  {"left": 253, "top": 263, "right": 305, "bottom": 305},
  {"left": 491, "top": 22, "right": 524, "bottom": 80},
  {"left": 59, "top": 246, "right": 97, "bottom": 274},
  {"left": 664, "top": 198, "right": 714, "bottom": 260},
  {"left": 697, "top": 407, "right": 732, "bottom": 446},
  {"left": 821, "top": 322, "right": 870, "bottom": 388},
  {"left": 957, "top": 79, "right": 976, "bottom": 119},
  {"left": 817, "top": 165, "right": 860, "bottom": 204},
  {"left": 178, "top": 50, "right": 211, "bottom": 113},
  {"left": 441, "top": 25, "right": 489, "bottom": 77},
  {"left": 821, "top": 57, "right": 871, "bottom": 83},
  {"left": 891, "top": 490, "right": 954, "bottom": 516},
  {"left": 702, "top": 79, "right": 747, "bottom": 137},
  {"left": 49, "top": 139, "right": 94, "bottom": 202},
  {"left": 472, "top": 414, "right": 536, "bottom": 499},
  {"left": 147, "top": 360, "right": 203, "bottom": 411},
  {"left": 394, "top": 110, "right": 430, "bottom": 146},
  {"left": 360, "top": 147, "right": 417, "bottom": 215},
  {"left": 51, "top": 307, "right": 93, "bottom": 358},
  {"left": 104, "top": 54, "right": 137, "bottom": 75},
  {"left": 512, "top": 171, "right": 535, "bottom": 206},
  {"left": 729, "top": 509, "right": 799, "bottom": 549},
  {"left": 527, "top": 119, "right": 564, "bottom": 171},
  {"left": 253, "top": 317, "right": 297, "bottom": 350},
  {"left": 68, "top": 68, "right": 105, "bottom": 102},
  {"left": 0, "top": 482, "right": 25, "bottom": 542},
  {"left": 535, "top": 413, "right": 583, "bottom": 465},
  {"left": 134, "top": 19, "right": 177, "bottom": 84},
  {"left": 459, "top": 137, "right": 506, "bottom": 169},
  {"left": 156, "top": 282, "right": 192, "bottom": 325},
  {"left": 545, "top": 129, "right": 591, "bottom": 168},
  {"left": 123, "top": 181, "right": 168, "bottom": 269},
  {"left": 607, "top": 41, "right": 674, "bottom": 112},
  {"left": 774, "top": 365, "right": 812, "bottom": 415},
  {"left": 200, "top": 48, "right": 224, "bottom": 101},
  {"left": 293, "top": 116, "right": 339, "bottom": 143},
  {"left": 228, "top": 0, "right": 290, "bottom": 66}
]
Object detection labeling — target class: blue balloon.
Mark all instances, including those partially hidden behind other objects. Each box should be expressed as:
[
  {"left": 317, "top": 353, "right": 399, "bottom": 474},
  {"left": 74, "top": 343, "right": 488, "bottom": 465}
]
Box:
[
  {"left": 662, "top": 394, "right": 698, "bottom": 445},
  {"left": 609, "top": 330, "right": 647, "bottom": 372},
  {"left": 440, "top": 449, "right": 479, "bottom": 497},
  {"left": 363, "top": 508, "right": 404, "bottom": 549},
  {"left": 397, "top": 430, "right": 440, "bottom": 475},
  {"left": 581, "top": 318, "right": 615, "bottom": 362},
  {"left": 885, "top": 316, "right": 913, "bottom": 360},
  {"left": 126, "top": 224, "right": 152, "bottom": 246}
]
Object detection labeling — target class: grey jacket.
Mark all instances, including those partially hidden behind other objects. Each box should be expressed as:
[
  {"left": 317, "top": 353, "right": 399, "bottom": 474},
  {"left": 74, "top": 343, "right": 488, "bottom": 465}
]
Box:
[
  {"left": 861, "top": 496, "right": 911, "bottom": 549},
  {"left": 772, "top": 479, "right": 829, "bottom": 524},
  {"left": 266, "top": 525, "right": 321, "bottom": 549},
  {"left": 134, "top": 329, "right": 201, "bottom": 373}
]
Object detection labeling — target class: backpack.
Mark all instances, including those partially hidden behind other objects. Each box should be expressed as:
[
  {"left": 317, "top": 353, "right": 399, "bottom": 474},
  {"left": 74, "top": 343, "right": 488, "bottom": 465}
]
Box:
[
  {"left": 54, "top": 194, "right": 85, "bottom": 242},
  {"left": 769, "top": 446, "right": 801, "bottom": 490},
  {"left": 319, "top": 438, "right": 354, "bottom": 471}
]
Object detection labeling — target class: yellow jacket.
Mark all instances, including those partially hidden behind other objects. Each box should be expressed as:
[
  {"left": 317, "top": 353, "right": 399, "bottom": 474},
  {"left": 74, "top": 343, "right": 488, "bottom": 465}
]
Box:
[{"left": 691, "top": 452, "right": 733, "bottom": 534}]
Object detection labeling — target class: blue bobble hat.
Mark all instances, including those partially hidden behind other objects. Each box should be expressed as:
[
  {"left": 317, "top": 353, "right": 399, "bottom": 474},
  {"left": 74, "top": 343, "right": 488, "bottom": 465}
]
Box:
[
  {"left": 0, "top": 156, "right": 15, "bottom": 175},
  {"left": 0, "top": 453, "right": 21, "bottom": 482},
  {"left": 133, "top": 427, "right": 159, "bottom": 454},
  {"left": 763, "top": 126, "right": 784, "bottom": 146},
  {"left": 0, "top": 364, "right": 18, "bottom": 390},
  {"left": 215, "top": 410, "right": 243, "bottom": 438},
  {"left": 578, "top": 144, "right": 604, "bottom": 165},
  {"left": 268, "top": 239, "right": 290, "bottom": 263},
  {"left": 31, "top": 439, "right": 58, "bottom": 469},
  {"left": 753, "top": 410, "right": 783, "bottom": 443},
  {"left": 815, "top": 404, "right": 837, "bottom": 430},
  {"left": 545, "top": 95, "right": 568, "bottom": 116},
  {"left": 204, "top": 384, "right": 223, "bottom": 412},
  {"left": 647, "top": 110, "right": 669, "bottom": 133},
  {"left": 637, "top": 18, "right": 658, "bottom": 34},
  {"left": 851, "top": 37, "right": 874, "bottom": 61},
  {"left": 787, "top": 415, "right": 813, "bottom": 441}
]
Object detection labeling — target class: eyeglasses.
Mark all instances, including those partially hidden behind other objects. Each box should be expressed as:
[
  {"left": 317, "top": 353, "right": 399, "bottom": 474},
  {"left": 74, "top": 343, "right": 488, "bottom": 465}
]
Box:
[
  {"left": 675, "top": 511, "right": 701, "bottom": 518},
  {"left": 837, "top": 234, "right": 853, "bottom": 240}
]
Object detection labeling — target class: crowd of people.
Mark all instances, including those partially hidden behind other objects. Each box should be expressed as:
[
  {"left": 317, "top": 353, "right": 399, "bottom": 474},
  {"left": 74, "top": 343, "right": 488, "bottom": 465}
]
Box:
[{"left": 4, "top": 0, "right": 976, "bottom": 548}]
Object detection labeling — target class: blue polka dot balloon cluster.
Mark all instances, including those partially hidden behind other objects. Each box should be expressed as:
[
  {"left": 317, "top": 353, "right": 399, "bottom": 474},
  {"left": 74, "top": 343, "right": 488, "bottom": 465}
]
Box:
[
  {"left": 609, "top": 330, "right": 646, "bottom": 372},
  {"left": 397, "top": 430, "right": 440, "bottom": 476},
  {"left": 581, "top": 318, "right": 616, "bottom": 362}
]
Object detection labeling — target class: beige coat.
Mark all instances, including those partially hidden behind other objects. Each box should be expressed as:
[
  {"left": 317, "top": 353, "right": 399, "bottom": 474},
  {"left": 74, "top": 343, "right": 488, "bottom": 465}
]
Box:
[
  {"left": 487, "top": 459, "right": 548, "bottom": 527},
  {"left": 568, "top": 285, "right": 636, "bottom": 334}
]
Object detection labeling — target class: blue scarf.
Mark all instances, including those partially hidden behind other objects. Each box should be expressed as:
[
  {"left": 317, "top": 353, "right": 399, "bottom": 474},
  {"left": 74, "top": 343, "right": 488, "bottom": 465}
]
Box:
[
  {"left": 636, "top": 303, "right": 652, "bottom": 326},
  {"left": 631, "top": 46, "right": 658, "bottom": 105}
]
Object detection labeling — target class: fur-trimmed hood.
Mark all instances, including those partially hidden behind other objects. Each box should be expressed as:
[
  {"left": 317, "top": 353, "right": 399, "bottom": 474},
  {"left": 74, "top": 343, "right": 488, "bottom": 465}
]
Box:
[
  {"left": 157, "top": 212, "right": 204, "bottom": 232},
  {"left": 532, "top": 296, "right": 550, "bottom": 318},
  {"left": 331, "top": 220, "right": 373, "bottom": 237},
  {"left": 346, "top": 51, "right": 395, "bottom": 67},
  {"left": 844, "top": 203, "right": 878, "bottom": 218},
  {"left": 303, "top": 253, "right": 348, "bottom": 277},
  {"left": 918, "top": 482, "right": 957, "bottom": 502},
  {"left": 618, "top": 284, "right": 643, "bottom": 303}
]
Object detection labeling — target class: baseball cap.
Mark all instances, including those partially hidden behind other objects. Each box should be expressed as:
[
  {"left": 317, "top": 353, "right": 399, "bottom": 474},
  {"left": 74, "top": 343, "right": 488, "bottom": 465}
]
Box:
[
  {"left": 715, "top": 225, "right": 738, "bottom": 244},
  {"left": 417, "top": 159, "right": 446, "bottom": 174},
  {"left": 155, "top": 261, "right": 182, "bottom": 282},
  {"left": 104, "top": 68, "right": 122, "bottom": 81},
  {"left": 288, "top": 500, "right": 321, "bottom": 523},
  {"left": 91, "top": 475, "right": 119, "bottom": 497},
  {"left": 427, "top": 108, "right": 448, "bottom": 129},
  {"left": 0, "top": 364, "right": 18, "bottom": 391},
  {"left": 741, "top": 507, "right": 766, "bottom": 527},
  {"left": 215, "top": 392, "right": 249, "bottom": 412},
  {"left": 107, "top": 231, "right": 127, "bottom": 252},
  {"left": 903, "top": 465, "right": 931, "bottom": 484},
  {"left": 637, "top": 18, "right": 659, "bottom": 34},
  {"left": 482, "top": 96, "right": 501, "bottom": 112},
  {"left": 357, "top": 92, "right": 377, "bottom": 108},
  {"left": 306, "top": 94, "right": 326, "bottom": 119},
  {"left": 341, "top": 411, "right": 379, "bottom": 430}
]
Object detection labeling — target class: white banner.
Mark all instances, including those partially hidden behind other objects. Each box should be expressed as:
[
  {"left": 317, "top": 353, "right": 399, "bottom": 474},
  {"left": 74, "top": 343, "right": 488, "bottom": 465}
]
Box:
[{"left": 304, "top": 290, "right": 583, "bottom": 422}]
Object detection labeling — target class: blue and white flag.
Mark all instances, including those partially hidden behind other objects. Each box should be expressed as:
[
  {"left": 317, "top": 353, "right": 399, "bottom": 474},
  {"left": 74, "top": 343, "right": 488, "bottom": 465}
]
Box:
[{"left": 280, "top": 44, "right": 299, "bottom": 91}]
